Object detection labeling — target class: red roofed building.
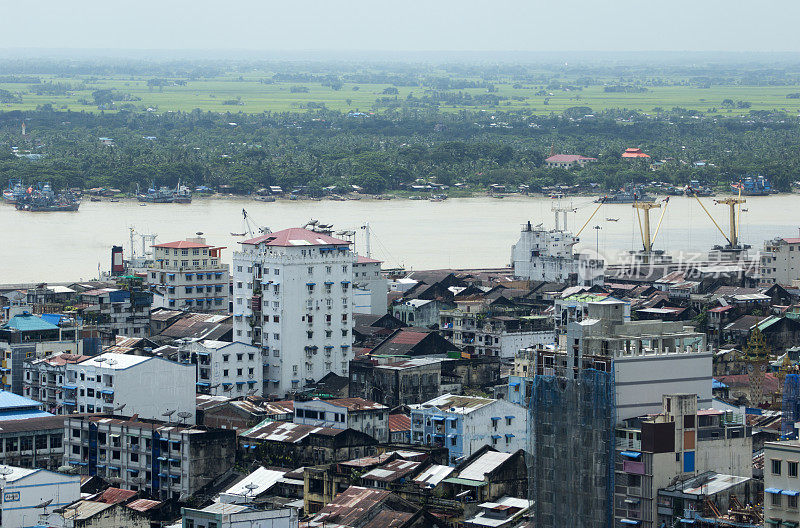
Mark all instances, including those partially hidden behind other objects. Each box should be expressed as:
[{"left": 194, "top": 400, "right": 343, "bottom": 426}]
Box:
[
  {"left": 147, "top": 235, "right": 229, "bottom": 312},
  {"left": 233, "top": 227, "right": 357, "bottom": 398},
  {"left": 544, "top": 154, "right": 598, "bottom": 169},
  {"left": 622, "top": 148, "right": 651, "bottom": 158}
]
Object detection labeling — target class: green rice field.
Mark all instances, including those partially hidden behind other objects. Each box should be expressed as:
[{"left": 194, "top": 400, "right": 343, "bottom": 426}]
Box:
[{"left": 2, "top": 73, "right": 800, "bottom": 115}]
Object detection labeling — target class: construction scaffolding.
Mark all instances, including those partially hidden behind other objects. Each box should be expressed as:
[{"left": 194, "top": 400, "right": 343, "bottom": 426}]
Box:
[
  {"left": 782, "top": 373, "right": 800, "bottom": 439},
  {"left": 528, "top": 368, "right": 616, "bottom": 528}
]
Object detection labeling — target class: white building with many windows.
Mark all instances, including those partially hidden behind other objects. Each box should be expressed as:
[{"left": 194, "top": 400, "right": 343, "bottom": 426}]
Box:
[
  {"left": 182, "top": 340, "right": 264, "bottom": 396},
  {"left": 232, "top": 228, "right": 355, "bottom": 397},
  {"left": 65, "top": 352, "right": 196, "bottom": 422},
  {"left": 760, "top": 236, "right": 800, "bottom": 286},
  {"left": 147, "top": 236, "right": 229, "bottom": 312}
]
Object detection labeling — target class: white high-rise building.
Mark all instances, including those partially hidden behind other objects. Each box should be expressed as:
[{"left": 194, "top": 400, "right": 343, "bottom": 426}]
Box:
[
  {"left": 232, "top": 228, "right": 355, "bottom": 397},
  {"left": 353, "top": 256, "right": 387, "bottom": 315}
]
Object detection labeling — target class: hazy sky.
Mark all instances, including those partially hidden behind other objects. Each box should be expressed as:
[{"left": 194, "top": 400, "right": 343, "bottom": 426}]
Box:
[{"left": 2, "top": 0, "right": 799, "bottom": 53}]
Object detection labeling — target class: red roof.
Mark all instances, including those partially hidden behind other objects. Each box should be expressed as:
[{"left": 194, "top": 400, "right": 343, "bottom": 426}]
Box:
[
  {"left": 153, "top": 241, "right": 212, "bottom": 249},
  {"left": 622, "top": 148, "right": 651, "bottom": 158},
  {"left": 388, "top": 414, "right": 411, "bottom": 432},
  {"left": 545, "top": 154, "right": 597, "bottom": 163},
  {"left": 94, "top": 487, "right": 137, "bottom": 505},
  {"left": 716, "top": 373, "right": 780, "bottom": 393},
  {"left": 783, "top": 238, "right": 800, "bottom": 244},
  {"left": 357, "top": 255, "right": 383, "bottom": 264},
  {"left": 242, "top": 228, "right": 351, "bottom": 247}
]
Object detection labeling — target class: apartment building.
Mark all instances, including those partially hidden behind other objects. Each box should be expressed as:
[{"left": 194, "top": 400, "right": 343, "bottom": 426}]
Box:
[
  {"left": 0, "top": 415, "right": 65, "bottom": 470},
  {"left": 23, "top": 352, "right": 91, "bottom": 414},
  {"left": 65, "top": 352, "right": 196, "bottom": 422},
  {"left": 148, "top": 236, "right": 230, "bottom": 312},
  {"left": 181, "top": 340, "right": 264, "bottom": 396},
  {"left": 764, "top": 439, "right": 800, "bottom": 527},
  {"left": 293, "top": 397, "right": 389, "bottom": 442},
  {"left": 410, "top": 394, "right": 527, "bottom": 465},
  {"left": 64, "top": 414, "right": 236, "bottom": 501},
  {"left": 78, "top": 277, "right": 152, "bottom": 344},
  {"left": 563, "top": 299, "right": 711, "bottom": 420},
  {"left": 614, "top": 394, "right": 752, "bottom": 528},
  {"left": 439, "top": 298, "right": 552, "bottom": 358},
  {"left": 760, "top": 236, "right": 800, "bottom": 286},
  {"left": 0, "top": 312, "right": 83, "bottom": 393},
  {"left": 231, "top": 228, "right": 355, "bottom": 397}
]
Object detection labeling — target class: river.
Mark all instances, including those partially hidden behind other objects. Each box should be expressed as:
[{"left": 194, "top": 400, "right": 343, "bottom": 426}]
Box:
[{"left": 1, "top": 194, "right": 798, "bottom": 283}]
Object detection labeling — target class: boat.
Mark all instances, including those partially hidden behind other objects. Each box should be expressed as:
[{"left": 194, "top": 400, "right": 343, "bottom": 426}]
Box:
[
  {"left": 255, "top": 196, "right": 275, "bottom": 202},
  {"left": 110, "top": 199, "right": 120, "bottom": 203},
  {"left": 2, "top": 179, "right": 25, "bottom": 203},
  {"left": 606, "top": 218, "right": 619, "bottom": 222},
  {"left": 90, "top": 197, "right": 101, "bottom": 202},
  {"left": 685, "top": 180, "right": 714, "bottom": 197},
  {"left": 15, "top": 182, "right": 80, "bottom": 212},
  {"left": 598, "top": 185, "right": 653, "bottom": 203},
  {"left": 137, "top": 183, "right": 175, "bottom": 203},
  {"left": 173, "top": 182, "right": 193, "bottom": 203},
  {"left": 733, "top": 175, "right": 773, "bottom": 196}
]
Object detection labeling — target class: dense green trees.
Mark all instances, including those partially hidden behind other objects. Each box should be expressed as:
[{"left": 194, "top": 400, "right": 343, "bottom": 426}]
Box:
[{"left": 0, "top": 106, "right": 798, "bottom": 195}]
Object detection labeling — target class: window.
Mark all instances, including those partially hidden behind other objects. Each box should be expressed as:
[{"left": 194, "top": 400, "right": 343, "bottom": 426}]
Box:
[
  {"left": 773, "top": 459, "right": 783, "bottom": 475},
  {"left": 223, "top": 369, "right": 229, "bottom": 377},
  {"left": 222, "top": 354, "right": 229, "bottom": 362},
  {"left": 50, "top": 434, "right": 62, "bottom": 448},
  {"left": 308, "top": 267, "right": 314, "bottom": 275},
  {"left": 237, "top": 369, "right": 243, "bottom": 376},
  {"left": 274, "top": 333, "right": 280, "bottom": 340},
  {"left": 790, "top": 461, "right": 799, "bottom": 478},
  {"left": 772, "top": 493, "right": 782, "bottom": 507},
  {"left": 506, "top": 417, "right": 513, "bottom": 426},
  {"left": 274, "top": 269, "right": 280, "bottom": 275},
  {"left": 451, "top": 436, "right": 457, "bottom": 446},
  {"left": 236, "top": 353, "right": 243, "bottom": 361},
  {"left": 248, "top": 353, "right": 254, "bottom": 361},
  {"left": 790, "top": 494, "right": 799, "bottom": 509}
]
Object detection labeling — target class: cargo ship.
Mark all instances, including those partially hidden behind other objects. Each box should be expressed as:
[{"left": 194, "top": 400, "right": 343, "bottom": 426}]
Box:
[
  {"left": 15, "top": 182, "right": 80, "bottom": 211},
  {"left": 733, "top": 175, "right": 772, "bottom": 196},
  {"left": 2, "top": 179, "right": 25, "bottom": 203}
]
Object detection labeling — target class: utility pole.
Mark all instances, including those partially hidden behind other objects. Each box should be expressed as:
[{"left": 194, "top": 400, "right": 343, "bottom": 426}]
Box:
[{"left": 593, "top": 225, "right": 602, "bottom": 254}]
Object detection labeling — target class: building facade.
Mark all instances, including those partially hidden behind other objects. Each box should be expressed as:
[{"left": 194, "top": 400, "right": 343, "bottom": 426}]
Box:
[
  {"left": 764, "top": 439, "right": 800, "bottom": 527},
  {"left": 760, "top": 236, "right": 800, "bottom": 286},
  {"left": 181, "top": 340, "right": 264, "bottom": 396},
  {"left": 410, "top": 394, "right": 527, "bottom": 465},
  {"left": 66, "top": 352, "right": 196, "bottom": 422},
  {"left": 231, "top": 228, "right": 355, "bottom": 397},
  {"left": 64, "top": 415, "right": 237, "bottom": 501},
  {"left": 293, "top": 397, "right": 389, "bottom": 442},
  {"left": 23, "top": 353, "right": 91, "bottom": 414},
  {"left": 353, "top": 256, "right": 388, "bottom": 315},
  {"left": 148, "top": 236, "right": 229, "bottom": 312}
]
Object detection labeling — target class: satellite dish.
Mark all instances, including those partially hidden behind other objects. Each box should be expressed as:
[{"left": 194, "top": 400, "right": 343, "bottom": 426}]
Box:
[
  {"left": 246, "top": 388, "right": 257, "bottom": 396},
  {"left": 0, "top": 466, "right": 13, "bottom": 476},
  {"left": 113, "top": 403, "right": 126, "bottom": 412},
  {"left": 162, "top": 409, "right": 175, "bottom": 418},
  {"left": 244, "top": 482, "right": 259, "bottom": 497},
  {"left": 210, "top": 383, "right": 220, "bottom": 389},
  {"left": 223, "top": 385, "right": 233, "bottom": 392},
  {"left": 107, "top": 359, "right": 118, "bottom": 366},
  {"left": 93, "top": 357, "right": 107, "bottom": 363},
  {"left": 35, "top": 499, "right": 53, "bottom": 509},
  {"left": 177, "top": 411, "right": 192, "bottom": 424}
]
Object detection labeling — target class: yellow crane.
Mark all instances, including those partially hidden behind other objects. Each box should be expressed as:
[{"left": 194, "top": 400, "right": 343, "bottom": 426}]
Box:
[{"left": 687, "top": 186, "right": 746, "bottom": 248}]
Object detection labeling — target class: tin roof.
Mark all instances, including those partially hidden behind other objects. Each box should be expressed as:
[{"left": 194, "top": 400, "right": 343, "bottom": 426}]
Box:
[
  {"left": 242, "top": 420, "right": 345, "bottom": 443},
  {"left": 418, "top": 394, "right": 495, "bottom": 414},
  {"left": 126, "top": 499, "right": 163, "bottom": 512},
  {"left": 387, "top": 414, "right": 411, "bottom": 432},
  {"left": 361, "top": 459, "right": 421, "bottom": 482},
  {"left": 153, "top": 241, "right": 212, "bottom": 249},
  {"left": 1, "top": 313, "right": 59, "bottom": 332},
  {"left": 414, "top": 464, "right": 454, "bottom": 487},
  {"left": 223, "top": 467, "right": 286, "bottom": 497},
  {"left": 94, "top": 487, "right": 137, "bottom": 505},
  {"left": 458, "top": 451, "right": 514, "bottom": 482}
]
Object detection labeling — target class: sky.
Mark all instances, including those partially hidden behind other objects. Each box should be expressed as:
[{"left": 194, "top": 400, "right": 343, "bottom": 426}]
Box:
[{"left": 2, "top": 0, "right": 799, "bottom": 53}]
